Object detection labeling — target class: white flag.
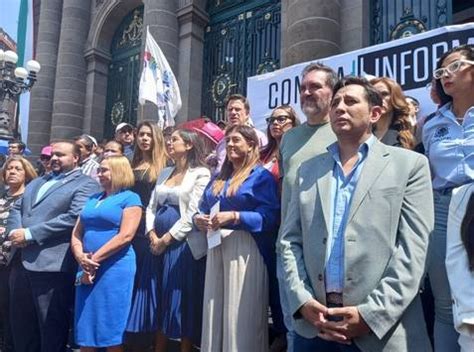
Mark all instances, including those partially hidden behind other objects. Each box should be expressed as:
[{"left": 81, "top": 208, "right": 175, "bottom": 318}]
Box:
[{"left": 138, "top": 26, "right": 182, "bottom": 127}]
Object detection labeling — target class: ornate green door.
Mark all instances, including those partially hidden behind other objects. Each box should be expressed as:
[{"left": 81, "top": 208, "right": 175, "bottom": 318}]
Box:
[
  {"left": 104, "top": 6, "right": 143, "bottom": 139},
  {"left": 202, "top": 0, "right": 281, "bottom": 122},
  {"left": 371, "top": 0, "right": 452, "bottom": 44}
]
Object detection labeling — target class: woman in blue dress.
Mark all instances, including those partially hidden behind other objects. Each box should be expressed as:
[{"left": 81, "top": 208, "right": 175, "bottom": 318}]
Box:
[
  {"left": 194, "top": 125, "right": 280, "bottom": 351},
  {"left": 71, "top": 156, "right": 142, "bottom": 351},
  {"left": 146, "top": 129, "right": 210, "bottom": 352}
]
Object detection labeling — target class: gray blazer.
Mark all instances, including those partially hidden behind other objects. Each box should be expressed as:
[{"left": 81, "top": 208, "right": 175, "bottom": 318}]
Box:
[
  {"left": 146, "top": 166, "right": 210, "bottom": 260},
  {"left": 8, "top": 169, "right": 101, "bottom": 272},
  {"left": 277, "top": 139, "right": 434, "bottom": 352}
]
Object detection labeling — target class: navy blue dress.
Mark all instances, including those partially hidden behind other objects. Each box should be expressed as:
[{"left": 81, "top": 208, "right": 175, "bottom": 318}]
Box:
[
  {"left": 126, "top": 169, "right": 161, "bottom": 333},
  {"left": 74, "top": 190, "right": 142, "bottom": 347},
  {"left": 154, "top": 185, "right": 205, "bottom": 345}
]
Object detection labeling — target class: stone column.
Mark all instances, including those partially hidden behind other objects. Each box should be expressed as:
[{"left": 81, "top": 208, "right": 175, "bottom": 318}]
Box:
[
  {"left": 177, "top": 1, "right": 208, "bottom": 123},
  {"left": 50, "top": 0, "right": 91, "bottom": 140},
  {"left": 83, "top": 49, "right": 110, "bottom": 139},
  {"left": 27, "top": 0, "right": 63, "bottom": 155},
  {"left": 281, "top": 0, "right": 341, "bottom": 67},
  {"left": 142, "top": 0, "right": 180, "bottom": 124}
]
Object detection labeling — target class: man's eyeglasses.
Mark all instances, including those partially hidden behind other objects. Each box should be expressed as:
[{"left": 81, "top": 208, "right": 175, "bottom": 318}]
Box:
[
  {"left": 40, "top": 155, "right": 51, "bottom": 161},
  {"left": 433, "top": 59, "right": 474, "bottom": 79},
  {"left": 119, "top": 128, "right": 133, "bottom": 134},
  {"left": 266, "top": 115, "right": 291, "bottom": 125}
]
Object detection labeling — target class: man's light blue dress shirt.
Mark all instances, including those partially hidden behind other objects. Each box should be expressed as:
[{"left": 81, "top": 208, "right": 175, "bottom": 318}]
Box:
[{"left": 325, "top": 135, "right": 375, "bottom": 293}]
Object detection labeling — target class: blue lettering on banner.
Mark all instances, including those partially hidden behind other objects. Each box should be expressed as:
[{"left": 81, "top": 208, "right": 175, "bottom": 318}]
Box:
[{"left": 358, "top": 31, "right": 474, "bottom": 89}]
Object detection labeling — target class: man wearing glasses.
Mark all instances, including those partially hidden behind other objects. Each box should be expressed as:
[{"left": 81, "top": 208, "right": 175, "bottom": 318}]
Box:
[{"left": 115, "top": 122, "right": 135, "bottom": 159}]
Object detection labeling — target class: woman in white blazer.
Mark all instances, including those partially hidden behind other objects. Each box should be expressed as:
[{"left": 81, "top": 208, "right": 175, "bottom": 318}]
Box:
[
  {"left": 446, "top": 182, "right": 474, "bottom": 352},
  {"left": 146, "top": 128, "right": 210, "bottom": 352}
]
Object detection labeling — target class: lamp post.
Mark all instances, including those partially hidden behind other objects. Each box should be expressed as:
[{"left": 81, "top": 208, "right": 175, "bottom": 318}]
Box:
[{"left": 0, "top": 49, "right": 41, "bottom": 140}]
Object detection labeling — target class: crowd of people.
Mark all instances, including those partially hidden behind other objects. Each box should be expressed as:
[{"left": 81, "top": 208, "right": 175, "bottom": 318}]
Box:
[{"left": 0, "top": 43, "right": 472, "bottom": 352}]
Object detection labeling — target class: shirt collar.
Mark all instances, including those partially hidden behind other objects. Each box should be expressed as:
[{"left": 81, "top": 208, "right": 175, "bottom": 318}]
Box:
[
  {"left": 327, "top": 134, "right": 375, "bottom": 161},
  {"left": 439, "top": 102, "right": 474, "bottom": 121},
  {"left": 45, "top": 167, "right": 80, "bottom": 181}
]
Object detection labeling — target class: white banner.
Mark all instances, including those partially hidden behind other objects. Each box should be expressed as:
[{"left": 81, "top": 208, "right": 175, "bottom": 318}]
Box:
[{"left": 247, "top": 24, "right": 474, "bottom": 132}]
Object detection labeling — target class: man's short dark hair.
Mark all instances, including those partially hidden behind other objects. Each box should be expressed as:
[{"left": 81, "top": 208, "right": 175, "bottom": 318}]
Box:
[
  {"left": 225, "top": 94, "right": 250, "bottom": 113},
  {"left": 51, "top": 140, "right": 81, "bottom": 158},
  {"left": 8, "top": 139, "right": 26, "bottom": 152},
  {"left": 332, "top": 76, "right": 383, "bottom": 108},
  {"left": 301, "top": 62, "right": 338, "bottom": 91}
]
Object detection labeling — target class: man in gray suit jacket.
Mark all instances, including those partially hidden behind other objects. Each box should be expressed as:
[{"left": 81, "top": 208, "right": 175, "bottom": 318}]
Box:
[
  {"left": 277, "top": 77, "right": 434, "bottom": 352},
  {"left": 8, "top": 141, "right": 100, "bottom": 352}
]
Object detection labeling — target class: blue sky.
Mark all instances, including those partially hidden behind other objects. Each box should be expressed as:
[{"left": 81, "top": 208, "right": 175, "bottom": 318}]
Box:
[{"left": 0, "top": 0, "right": 21, "bottom": 40}]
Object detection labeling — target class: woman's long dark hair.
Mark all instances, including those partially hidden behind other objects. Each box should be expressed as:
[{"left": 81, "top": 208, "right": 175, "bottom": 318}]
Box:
[
  {"left": 174, "top": 128, "right": 207, "bottom": 169},
  {"left": 131, "top": 120, "right": 167, "bottom": 183},
  {"left": 434, "top": 44, "right": 474, "bottom": 106},
  {"left": 461, "top": 193, "right": 474, "bottom": 271},
  {"left": 260, "top": 105, "right": 300, "bottom": 162}
]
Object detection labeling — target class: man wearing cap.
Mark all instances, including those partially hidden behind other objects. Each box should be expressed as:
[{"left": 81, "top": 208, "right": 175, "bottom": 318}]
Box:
[{"left": 115, "top": 122, "right": 135, "bottom": 159}]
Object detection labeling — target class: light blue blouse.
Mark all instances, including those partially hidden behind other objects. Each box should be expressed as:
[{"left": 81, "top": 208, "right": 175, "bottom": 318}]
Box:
[{"left": 422, "top": 103, "right": 474, "bottom": 190}]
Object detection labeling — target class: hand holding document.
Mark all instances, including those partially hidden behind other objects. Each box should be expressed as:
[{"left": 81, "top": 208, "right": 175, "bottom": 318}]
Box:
[{"left": 207, "top": 202, "right": 222, "bottom": 249}]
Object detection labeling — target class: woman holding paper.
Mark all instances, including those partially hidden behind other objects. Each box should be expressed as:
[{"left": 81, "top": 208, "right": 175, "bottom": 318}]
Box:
[
  {"left": 145, "top": 129, "right": 210, "bottom": 352},
  {"left": 194, "top": 125, "right": 280, "bottom": 351}
]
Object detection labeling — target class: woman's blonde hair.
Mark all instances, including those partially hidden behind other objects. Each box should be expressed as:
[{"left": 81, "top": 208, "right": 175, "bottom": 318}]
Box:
[
  {"left": 212, "top": 125, "right": 260, "bottom": 196},
  {"left": 2, "top": 155, "right": 38, "bottom": 184},
  {"left": 103, "top": 155, "right": 135, "bottom": 193},
  {"left": 131, "top": 121, "right": 167, "bottom": 183}
]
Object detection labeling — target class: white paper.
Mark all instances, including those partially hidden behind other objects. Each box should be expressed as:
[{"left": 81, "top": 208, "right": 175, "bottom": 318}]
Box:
[{"left": 207, "top": 202, "right": 221, "bottom": 249}]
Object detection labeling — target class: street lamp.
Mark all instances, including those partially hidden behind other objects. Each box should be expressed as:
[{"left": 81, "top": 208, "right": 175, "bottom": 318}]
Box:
[{"left": 0, "top": 49, "right": 41, "bottom": 140}]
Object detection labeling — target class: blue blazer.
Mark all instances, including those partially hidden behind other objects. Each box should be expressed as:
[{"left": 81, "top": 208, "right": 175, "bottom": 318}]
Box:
[{"left": 8, "top": 169, "right": 101, "bottom": 272}]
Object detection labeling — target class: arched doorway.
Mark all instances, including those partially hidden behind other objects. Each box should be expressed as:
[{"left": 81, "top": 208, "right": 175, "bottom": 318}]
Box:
[{"left": 103, "top": 5, "right": 143, "bottom": 139}]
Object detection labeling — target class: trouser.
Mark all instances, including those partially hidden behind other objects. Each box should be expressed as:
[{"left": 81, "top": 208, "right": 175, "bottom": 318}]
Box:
[
  {"left": 0, "top": 264, "right": 14, "bottom": 351},
  {"left": 9, "top": 261, "right": 75, "bottom": 352},
  {"left": 427, "top": 190, "right": 460, "bottom": 352},
  {"left": 293, "top": 333, "right": 362, "bottom": 352}
]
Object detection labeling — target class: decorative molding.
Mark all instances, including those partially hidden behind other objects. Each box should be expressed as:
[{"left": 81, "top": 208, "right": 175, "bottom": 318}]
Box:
[
  {"left": 390, "top": 10, "right": 427, "bottom": 40},
  {"left": 436, "top": 0, "right": 448, "bottom": 26},
  {"left": 118, "top": 9, "right": 143, "bottom": 48}
]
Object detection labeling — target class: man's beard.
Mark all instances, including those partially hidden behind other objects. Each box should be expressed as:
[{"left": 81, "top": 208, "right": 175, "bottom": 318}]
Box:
[{"left": 301, "top": 99, "right": 326, "bottom": 119}]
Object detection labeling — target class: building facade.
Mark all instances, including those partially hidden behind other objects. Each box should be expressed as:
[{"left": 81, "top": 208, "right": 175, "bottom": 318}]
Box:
[{"left": 27, "top": 0, "right": 473, "bottom": 154}]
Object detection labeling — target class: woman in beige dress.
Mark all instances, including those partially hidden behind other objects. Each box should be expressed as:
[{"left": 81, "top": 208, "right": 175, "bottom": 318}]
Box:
[{"left": 194, "top": 125, "right": 280, "bottom": 351}]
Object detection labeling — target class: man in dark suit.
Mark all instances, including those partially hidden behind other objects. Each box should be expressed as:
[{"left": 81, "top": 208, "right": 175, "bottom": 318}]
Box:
[{"left": 8, "top": 141, "right": 100, "bottom": 352}]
